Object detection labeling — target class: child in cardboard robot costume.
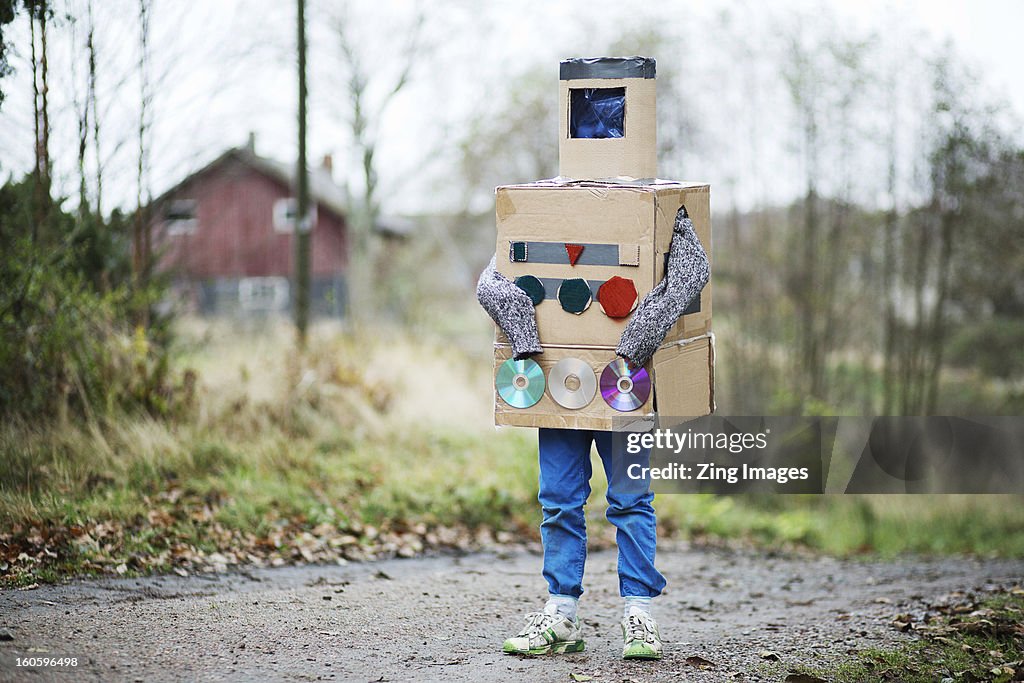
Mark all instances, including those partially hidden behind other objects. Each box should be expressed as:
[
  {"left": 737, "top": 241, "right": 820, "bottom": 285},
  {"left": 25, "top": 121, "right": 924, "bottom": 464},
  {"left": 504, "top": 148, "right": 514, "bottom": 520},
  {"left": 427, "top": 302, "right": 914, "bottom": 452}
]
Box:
[{"left": 476, "top": 57, "right": 713, "bottom": 660}]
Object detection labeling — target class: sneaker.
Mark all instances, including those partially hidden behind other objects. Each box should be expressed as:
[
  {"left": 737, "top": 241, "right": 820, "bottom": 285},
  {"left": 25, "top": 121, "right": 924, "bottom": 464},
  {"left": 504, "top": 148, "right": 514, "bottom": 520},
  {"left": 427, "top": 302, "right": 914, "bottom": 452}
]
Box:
[
  {"left": 621, "top": 609, "right": 662, "bottom": 660},
  {"left": 502, "top": 604, "right": 585, "bottom": 655}
]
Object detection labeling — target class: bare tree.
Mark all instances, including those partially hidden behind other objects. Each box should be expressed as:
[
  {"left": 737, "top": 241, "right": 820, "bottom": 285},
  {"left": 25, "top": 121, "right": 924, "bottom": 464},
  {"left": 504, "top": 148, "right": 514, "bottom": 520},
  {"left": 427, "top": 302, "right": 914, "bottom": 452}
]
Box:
[
  {"left": 86, "top": 0, "right": 101, "bottom": 217},
  {"left": 778, "top": 14, "right": 873, "bottom": 410},
  {"left": 880, "top": 87, "right": 899, "bottom": 414},
  {"left": 69, "top": 0, "right": 89, "bottom": 217},
  {"left": 26, "top": 0, "right": 51, "bottom": 231},
  {"left": 325, "top": 0, "right": 425, "bottom": 323},
  {"left": 922, "top": 53, "right": 973, "bottom": 413},
  {"left": 888, "top": 47, "right": 991, "bottom": 415},
  {"left": 780, "top": 19, "right": 826, "bottom": 404},
  {"left": 132, "top": 0, "right": 152, "bottom": 300}
]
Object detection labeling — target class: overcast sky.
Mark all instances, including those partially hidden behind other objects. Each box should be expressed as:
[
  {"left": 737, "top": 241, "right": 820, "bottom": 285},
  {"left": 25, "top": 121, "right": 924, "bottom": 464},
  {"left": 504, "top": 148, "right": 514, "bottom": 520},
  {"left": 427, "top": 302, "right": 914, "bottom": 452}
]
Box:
[
  {"left": 0, "top": 0, "right": 1021, "bottom": 216},
  {"left": 887, "top": 0, "right": 1024, "bottom": 115}
]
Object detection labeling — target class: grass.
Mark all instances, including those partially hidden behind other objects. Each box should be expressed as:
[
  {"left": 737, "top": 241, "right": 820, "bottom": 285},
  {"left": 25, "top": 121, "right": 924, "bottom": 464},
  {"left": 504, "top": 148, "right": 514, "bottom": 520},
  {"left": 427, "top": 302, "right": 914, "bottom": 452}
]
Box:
[
  {"left": 2, "top": 317, "right": 1024, "bottom": 587},
  {"left": 653, "top": 493, "right": 1024, "bottom": 557},
  {"left": 792, "top": 588, "right": 1024, "bottom": 682},
  {"left": 0, "top": 410, "right": 542, "bottom": 583}
]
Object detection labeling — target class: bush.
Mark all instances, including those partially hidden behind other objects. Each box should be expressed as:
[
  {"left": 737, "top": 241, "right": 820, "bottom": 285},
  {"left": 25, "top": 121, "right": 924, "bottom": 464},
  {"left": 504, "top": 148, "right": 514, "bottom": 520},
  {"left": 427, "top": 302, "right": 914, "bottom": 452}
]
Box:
[
  {"left": 949, "top": 317, "right": 1024, "bottom": 379},
  {"left": 0, "top": 175, "right": 185, "bottom": 420}
]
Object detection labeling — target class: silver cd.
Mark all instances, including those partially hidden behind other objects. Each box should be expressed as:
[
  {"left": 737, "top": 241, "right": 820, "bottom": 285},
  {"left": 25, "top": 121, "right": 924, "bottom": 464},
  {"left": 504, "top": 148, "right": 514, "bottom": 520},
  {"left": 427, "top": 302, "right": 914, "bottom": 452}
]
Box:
[{"left": 548, "top": 357, "right": 597, "bottom": 409}]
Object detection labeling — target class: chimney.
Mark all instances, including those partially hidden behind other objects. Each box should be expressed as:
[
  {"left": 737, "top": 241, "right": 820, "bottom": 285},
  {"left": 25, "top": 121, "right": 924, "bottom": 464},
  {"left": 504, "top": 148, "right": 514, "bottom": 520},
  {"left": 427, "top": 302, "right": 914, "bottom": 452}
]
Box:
[
  {"left": 321, "top": 154, "right": 333, "bottom": 176},
  {"left": 246, "top": 131, "right": 256, "bottom": 154}
]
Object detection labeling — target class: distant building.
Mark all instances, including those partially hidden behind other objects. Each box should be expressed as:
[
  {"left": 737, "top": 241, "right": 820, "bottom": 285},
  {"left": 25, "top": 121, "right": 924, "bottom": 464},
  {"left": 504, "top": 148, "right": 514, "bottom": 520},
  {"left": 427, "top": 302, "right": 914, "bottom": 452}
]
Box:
[{"left": 151, "top": 135, "right": 348, "bottom": 317}]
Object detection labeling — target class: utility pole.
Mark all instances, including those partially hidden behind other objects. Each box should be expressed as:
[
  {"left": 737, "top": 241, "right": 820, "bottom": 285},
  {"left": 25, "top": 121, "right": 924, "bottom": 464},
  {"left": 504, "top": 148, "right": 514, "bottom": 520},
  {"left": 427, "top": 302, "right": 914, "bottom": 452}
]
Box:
[{"left": 294, "top": 0, "right": 311, "bottom": 345}]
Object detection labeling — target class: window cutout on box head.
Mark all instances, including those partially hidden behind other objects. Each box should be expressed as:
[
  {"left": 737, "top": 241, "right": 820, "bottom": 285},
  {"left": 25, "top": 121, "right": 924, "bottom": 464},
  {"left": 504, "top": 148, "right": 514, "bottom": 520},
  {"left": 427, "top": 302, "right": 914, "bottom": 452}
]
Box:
[{"left": 569, "top": 87, "right": 625, "bottom": 139}]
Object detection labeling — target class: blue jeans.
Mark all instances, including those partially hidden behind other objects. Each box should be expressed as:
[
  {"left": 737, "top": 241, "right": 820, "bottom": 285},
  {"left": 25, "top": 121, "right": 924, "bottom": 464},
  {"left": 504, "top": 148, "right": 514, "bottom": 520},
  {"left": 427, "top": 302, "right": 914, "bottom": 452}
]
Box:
[{"left": 538, "top": 427, "right": 666, "bottom": 599}]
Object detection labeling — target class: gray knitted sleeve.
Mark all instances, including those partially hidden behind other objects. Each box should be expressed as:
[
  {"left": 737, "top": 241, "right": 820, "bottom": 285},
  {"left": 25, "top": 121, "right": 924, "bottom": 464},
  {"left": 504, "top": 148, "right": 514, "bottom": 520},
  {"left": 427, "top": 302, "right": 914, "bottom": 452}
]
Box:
[
  {"left": 616, "top": 206, "right": 710, "bottom": 367},
  {"left": 476, "top": 254, "right": 543, "bottom": 360}
]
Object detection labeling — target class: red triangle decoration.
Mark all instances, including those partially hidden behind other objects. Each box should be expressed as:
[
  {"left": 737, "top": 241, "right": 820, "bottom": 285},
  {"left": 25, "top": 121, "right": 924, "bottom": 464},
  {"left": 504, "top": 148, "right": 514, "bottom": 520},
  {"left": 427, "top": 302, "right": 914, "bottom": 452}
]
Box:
[{"left": 565, "top": 243, "right": 584, "bottom": 266}]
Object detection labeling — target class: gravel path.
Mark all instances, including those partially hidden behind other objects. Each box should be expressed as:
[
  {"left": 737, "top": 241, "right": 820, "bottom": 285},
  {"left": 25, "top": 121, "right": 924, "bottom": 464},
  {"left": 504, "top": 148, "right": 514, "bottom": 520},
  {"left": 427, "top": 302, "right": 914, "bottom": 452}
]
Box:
[{"left": 1, "top": 543, "right": 1021, "bottom": 682}]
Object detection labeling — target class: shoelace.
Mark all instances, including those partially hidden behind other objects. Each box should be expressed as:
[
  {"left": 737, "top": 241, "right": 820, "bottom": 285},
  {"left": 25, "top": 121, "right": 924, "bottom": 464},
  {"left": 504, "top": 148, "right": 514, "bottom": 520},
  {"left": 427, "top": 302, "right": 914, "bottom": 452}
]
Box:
[
  {"left": 518, "top": 611, "right": 560, "bottom": 638},
  {"left": 625, "top": 614, "right": 656, "bottom": 644}
]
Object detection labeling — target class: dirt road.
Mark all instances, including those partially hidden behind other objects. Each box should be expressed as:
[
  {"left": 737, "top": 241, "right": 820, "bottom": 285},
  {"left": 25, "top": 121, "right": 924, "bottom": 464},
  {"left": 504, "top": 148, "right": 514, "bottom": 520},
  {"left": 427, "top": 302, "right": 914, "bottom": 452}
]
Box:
[{"left": 1, "top": 543, "right": 1021, "bottom": 682}]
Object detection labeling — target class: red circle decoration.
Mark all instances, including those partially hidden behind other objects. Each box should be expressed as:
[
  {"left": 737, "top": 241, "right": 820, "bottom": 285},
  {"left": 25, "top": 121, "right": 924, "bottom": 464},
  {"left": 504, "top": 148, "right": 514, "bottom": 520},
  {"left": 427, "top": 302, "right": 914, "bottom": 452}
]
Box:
[{"left": 597, "top": 276, "right": 638, "bottom": 318}]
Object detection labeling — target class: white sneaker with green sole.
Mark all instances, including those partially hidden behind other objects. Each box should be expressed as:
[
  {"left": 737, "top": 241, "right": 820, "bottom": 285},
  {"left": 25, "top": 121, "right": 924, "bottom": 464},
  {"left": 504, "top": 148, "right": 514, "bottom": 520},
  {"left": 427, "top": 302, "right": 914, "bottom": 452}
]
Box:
[
  {"left": 621, "top": 609, "right": 663, "bottom": 660},
  {"left": 502, "top": 605, "right": 585, "bottom": 655}
]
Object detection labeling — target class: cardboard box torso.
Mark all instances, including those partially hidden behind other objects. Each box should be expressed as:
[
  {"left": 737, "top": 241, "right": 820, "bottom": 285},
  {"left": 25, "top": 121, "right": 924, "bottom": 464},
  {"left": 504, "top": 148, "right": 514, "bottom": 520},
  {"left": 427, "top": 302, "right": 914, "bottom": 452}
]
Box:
[
  {"left": 495, "top": 180, "right": 711, "bottom": 346},
  {"left": 492, "top": 178, "right": 714, "bottom": 430}
]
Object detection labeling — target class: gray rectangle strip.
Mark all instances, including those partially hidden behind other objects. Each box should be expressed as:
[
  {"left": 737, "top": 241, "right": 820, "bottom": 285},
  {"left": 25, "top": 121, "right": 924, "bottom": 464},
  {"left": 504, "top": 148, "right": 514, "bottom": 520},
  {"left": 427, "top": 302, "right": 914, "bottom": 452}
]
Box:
[
  {"left": 560, "top": 57, "right": 656, "bottom": 80},
  {"left": 537, "top": 277, "right": 604, "bottom": 300},
  {"left": 524, "top": 241, "right": 620, "bottom": 266}
]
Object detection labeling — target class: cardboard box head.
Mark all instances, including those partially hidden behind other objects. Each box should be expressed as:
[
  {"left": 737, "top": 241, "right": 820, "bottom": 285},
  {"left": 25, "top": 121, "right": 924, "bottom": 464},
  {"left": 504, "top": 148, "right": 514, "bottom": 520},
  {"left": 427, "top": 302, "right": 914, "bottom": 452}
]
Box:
[{"left": 559, "top": 57, "right": 657, "bottom": 180}]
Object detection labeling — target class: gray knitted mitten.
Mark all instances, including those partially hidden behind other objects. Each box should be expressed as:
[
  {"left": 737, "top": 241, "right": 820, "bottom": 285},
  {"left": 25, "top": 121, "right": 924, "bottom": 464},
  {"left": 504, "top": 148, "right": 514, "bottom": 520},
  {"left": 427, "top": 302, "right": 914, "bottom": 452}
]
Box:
[
  {"left": 615, "top": 206, "right": 710, "bottom": 367},
  {"left": 476, "top": 255, "right": 543, "bottom": 360}
]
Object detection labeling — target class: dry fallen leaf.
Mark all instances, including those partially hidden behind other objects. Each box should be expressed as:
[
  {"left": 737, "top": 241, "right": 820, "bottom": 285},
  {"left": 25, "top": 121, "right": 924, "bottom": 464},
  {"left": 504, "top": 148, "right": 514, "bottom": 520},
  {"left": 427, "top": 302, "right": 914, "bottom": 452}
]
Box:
[
  {"left": 890, "top": 614, "right": 913, "bottom": 632},
  {"left": 989, "top": 665, "right": 1015, "bottom": 683},
  {"left": 685, "top": 655, "right": 716, "bottom": 669},
  {"left": 569, "top": 674, "right": 592, "bottom": 682},
  {"left": 759, "top": 650, "right": 781, "bottom": 661}
]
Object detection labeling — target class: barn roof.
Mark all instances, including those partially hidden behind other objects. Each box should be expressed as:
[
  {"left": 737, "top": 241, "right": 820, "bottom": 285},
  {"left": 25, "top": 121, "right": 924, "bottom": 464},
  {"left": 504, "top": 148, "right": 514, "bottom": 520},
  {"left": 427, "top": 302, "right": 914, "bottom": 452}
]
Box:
[{"left": 153, "top": 143, "right": 348, "bottom": 219}]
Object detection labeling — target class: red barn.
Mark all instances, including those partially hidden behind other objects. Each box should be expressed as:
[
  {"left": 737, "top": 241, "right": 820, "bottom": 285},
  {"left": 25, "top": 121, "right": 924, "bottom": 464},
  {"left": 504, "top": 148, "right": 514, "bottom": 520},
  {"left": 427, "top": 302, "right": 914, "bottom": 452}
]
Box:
[{"left": 151, "top": 137, "right": 348, "bottom": 317}]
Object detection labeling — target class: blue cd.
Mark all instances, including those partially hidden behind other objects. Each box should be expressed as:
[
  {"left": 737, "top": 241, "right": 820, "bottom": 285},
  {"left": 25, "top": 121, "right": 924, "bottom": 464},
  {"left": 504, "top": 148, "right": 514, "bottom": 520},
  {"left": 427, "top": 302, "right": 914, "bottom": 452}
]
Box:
[{"left": 496, "top": 358, "right": 545, "bottom": 409}]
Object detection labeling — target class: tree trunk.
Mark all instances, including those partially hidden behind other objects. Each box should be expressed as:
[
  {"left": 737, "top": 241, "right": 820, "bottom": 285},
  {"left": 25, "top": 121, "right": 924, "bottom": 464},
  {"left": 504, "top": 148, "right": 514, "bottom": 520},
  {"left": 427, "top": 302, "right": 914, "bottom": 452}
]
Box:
[
  {"left": 900, "top": 211, "right": 932, "bottom": 414},
  {"left": 88, "top": 0, "right": 102, "bottom": 218},
  {"left": 39, "top": 5, "right": 50, "bottom": 203},
  {"left": 134, "top": 0, "right": 151, "bottom": 327},
  {"left": 29, "top": 10, "right": 40, "bottom": 234},
  {"left": 28, "top": 7, "right": 51, "bottom": 234},
  {"left": 881, "top": 205, "right": 898, "bottom": 414},
  {"left": 925, "top": 209, "right": 955, "bottom": 413},
  {"left": 75, "top": 17, "right": 90, "bottom": 219},
  {"left": 818, "top": 199, "right": 848, "bottom": 402},
  {"left": 802, "top": 185, "right": 822, "bottom": 400}
]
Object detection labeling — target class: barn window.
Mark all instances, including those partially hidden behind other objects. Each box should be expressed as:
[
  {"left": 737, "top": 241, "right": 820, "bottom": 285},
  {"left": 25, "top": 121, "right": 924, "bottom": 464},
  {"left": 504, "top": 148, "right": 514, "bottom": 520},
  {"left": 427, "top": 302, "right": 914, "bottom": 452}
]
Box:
[
  {"left": 239, "top": 277, "right": 290, "bottom": 311},
  {"left": 165, "top": 199, "right": 198, "bottom": 235},
  {"left": 273, "top": 197, "right": 317, "bottom": 233}
]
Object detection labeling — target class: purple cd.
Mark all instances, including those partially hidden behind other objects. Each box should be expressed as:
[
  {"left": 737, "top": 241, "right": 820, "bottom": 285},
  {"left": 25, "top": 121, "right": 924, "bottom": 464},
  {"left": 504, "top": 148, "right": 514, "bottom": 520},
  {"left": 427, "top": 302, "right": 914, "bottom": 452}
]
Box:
[{"left": 600, "top": 359, "right": 651, "bottom": 412}]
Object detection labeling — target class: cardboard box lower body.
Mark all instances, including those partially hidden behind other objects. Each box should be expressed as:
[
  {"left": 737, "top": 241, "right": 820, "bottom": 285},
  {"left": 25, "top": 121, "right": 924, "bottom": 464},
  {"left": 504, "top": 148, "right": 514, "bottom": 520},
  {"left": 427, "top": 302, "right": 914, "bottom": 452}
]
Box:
[{"left": 493, "top": 335, "right": 714, "bottom": 431}]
